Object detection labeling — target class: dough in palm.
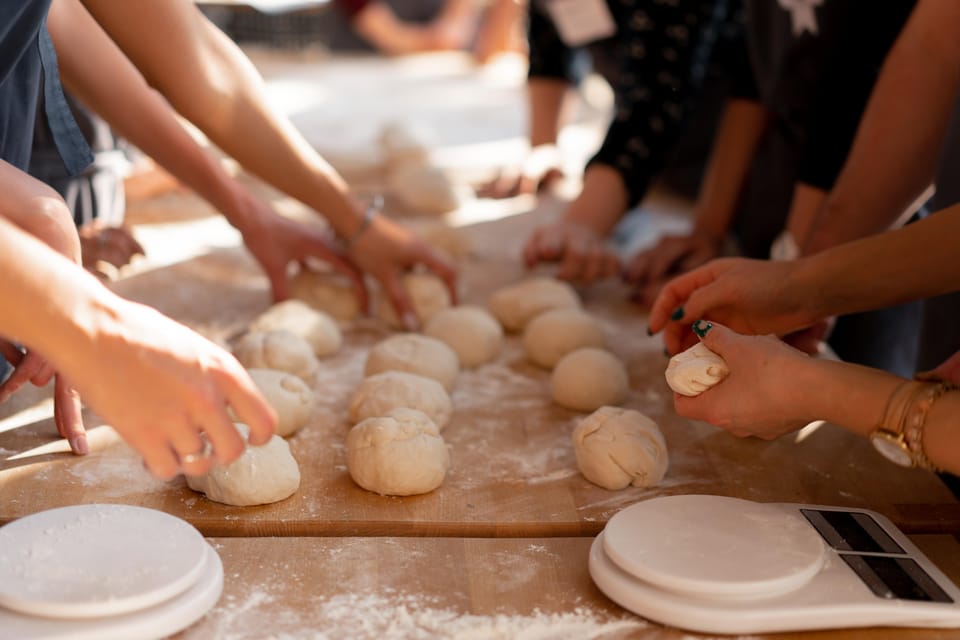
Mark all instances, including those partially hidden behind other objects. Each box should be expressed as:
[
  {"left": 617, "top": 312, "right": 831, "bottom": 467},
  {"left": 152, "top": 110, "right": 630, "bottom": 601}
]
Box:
[
  {"left": 572, "top": 406, "right": 668, "bottom": 490},
  {"left": 665, "top": 342, "right": 729, "bottom": 397}
]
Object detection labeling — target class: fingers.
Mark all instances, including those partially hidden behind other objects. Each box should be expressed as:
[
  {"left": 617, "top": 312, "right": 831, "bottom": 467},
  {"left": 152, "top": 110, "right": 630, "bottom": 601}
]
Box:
[
  {"left": 53, "top": 375, "right": 88, "bottom": 455},
  {"left": 0, "top": 351, "right": 45, "bottom": 403},
  {"left": 214, "top": 362, "right": 278, "bottom": 448},
  {"left": 382, "top": 269, "right": 420, "bottom": 331},
  {"left": 647, "top": 264, "right": 721, "bottom": 335}
]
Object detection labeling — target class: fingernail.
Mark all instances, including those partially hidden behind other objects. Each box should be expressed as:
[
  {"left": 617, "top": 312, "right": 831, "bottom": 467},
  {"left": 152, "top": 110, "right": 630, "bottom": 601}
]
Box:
[
  {"left": 646, "top": 326, "right": 653, "bottom": 336},
  {"left": 692, "top": 319, "right": 713, "bottom": 338},
  {"left": 70, "top": 435, "right": 89, "bottom": 455},
  {"left": 670, "top": 306, "right": 685, "bottom": 321},
  {"left": 402, "top": 312, "right": 419, "bottom": 332},
  {"left": 663, "top": 347, "right": 671, "bottom": 358}
]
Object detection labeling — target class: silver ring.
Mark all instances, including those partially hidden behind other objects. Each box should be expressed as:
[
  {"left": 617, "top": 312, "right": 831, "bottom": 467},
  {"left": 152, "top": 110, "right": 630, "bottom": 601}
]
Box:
[{"left": 179, "top": 439, "right": 214, "bottom": 466}]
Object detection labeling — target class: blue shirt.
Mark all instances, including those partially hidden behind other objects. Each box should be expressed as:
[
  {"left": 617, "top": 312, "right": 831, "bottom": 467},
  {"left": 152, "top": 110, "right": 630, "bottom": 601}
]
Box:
[{"left": 0, "top": 0, "right": 91, "bottom": 175}]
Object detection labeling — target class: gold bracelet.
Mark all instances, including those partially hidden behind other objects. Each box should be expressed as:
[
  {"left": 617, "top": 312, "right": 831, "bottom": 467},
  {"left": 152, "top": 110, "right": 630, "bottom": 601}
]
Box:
[{"left": 903, "top": 381, "right": 957, "bottom": 473}]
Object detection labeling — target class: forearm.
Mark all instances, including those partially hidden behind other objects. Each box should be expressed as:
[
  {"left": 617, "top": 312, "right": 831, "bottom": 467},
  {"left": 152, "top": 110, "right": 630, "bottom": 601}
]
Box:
[
  {"left": 562, "top": 164, "right": 627, "bottom": 236},
  {"left": 0, "top": 160, "right": 81, "bottom": 262},
  {"left": 527, "top": 78, "right": 570, "bottom": 148}
]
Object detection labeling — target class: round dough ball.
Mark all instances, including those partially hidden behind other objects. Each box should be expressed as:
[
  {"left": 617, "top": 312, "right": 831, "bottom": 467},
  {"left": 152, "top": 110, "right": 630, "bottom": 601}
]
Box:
[
  {"left": 386, "top": 164, "right": 465, "bottom": 215},
  {"left": 665, "top": 342, "right": 730, "bottom": 397},
  {"left": 186, "top": 424, "right": 301, "bottom": 506},
  {"left": 379, "top": 121, "right": 433, "bottom": 168},
  {"left": 572, "top": 406, "right": 669, "bottom": 490},
  {"left": 377, "top": 272, "right": 452, "bottom": 329},
  {"left": 234, "top": 330, "right": 319, "bottom": 382},
  {"left": 346, "top": 408, "right": 450, "bottom": 496},
  {"left": 350, "top": 371, "right": 453, "bottom": 429},
  {"left": 290, "top": 271, "right": 360, "bottom": 322},
  {"left": 488, "top": 277, "right": 581, "bottom": 333},
  {"left": 246, "top": 368, "right": 314, "bottom": 437},
  {"left": 423, "top": 305, "right": 503, "bottom": 368},
  {"left": 364, "top": 333, "right": 460, "bottom": 391},
  {"left": 523, "top": 308, "right": 605, "bottom": 369},
  {"left": 551, "top": 348, "right": 628, "bottom": 412},
  {"left": 251, "top": 299, "right": 342, "bottom": 357}
]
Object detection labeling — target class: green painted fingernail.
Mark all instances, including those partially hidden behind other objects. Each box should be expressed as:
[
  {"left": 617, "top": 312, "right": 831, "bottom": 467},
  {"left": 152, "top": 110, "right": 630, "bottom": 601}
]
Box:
[
  {"left": 692, "top": 319, "right": 713, "bottom": 338},
  {"left": 670, "top": 306, "right": 684, "bottom": 321},
  {"left": 646, "top": 325, "right": 653, "bottom": 336},
  {"left": 663, "top": 347, "right": 671, "bottom": 357}
]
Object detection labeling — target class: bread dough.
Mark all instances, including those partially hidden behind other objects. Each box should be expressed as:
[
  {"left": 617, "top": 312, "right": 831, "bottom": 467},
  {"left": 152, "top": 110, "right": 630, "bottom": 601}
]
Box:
[
  {"left": 350, "top": 370, "right": 453, "bottom": 429},
  {"left": 488, "top": 277, "right": 581, "bottom": 332},
  {"left": 377, "top": 272, "right": 452, "bottom": 329},
  {"left": 523, "top": 308, "right": 605, "bottom": 369},
  {"left": 572, "top": 406, "right": 669, "bottom": 490},
  {"left": 386, "top": 164, "right": 466, "bottom": 216},
  {"left": 364, "top": 333, "right": 460, "bottom": 391},
  {"left": 665, "top": 342, "right": 729, "bottom": 397},
  {"left": 186, "top": 424, "right": 300, "bottom": 506},
  {"left": 250, "top": 299, "right": 342, "bottom": 357},
  {"left": 246, "top": 368, "right": 314, "bottom": 437},
  {"left": 423, "top": 305, "right": 503, "bottom": 368},
  {"left": 290, "top": 270, "right": 360, "bottom": 322},
  {"left": 379, "top": 121, "right": 434, "bottom": 169},
  {"left": 346, "top": 408, "right": 450, "bottom": 496},
  {"left": 233, "top": 330, "right": 319, "bottom": 382},
  {"left": 551, "top": 348, "right": 628, "bottom": 411}
]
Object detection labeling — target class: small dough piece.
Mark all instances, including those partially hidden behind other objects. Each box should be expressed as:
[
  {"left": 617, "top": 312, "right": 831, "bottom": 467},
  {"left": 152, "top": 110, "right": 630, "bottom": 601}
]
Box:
[
  {"left": 379, "top": 121, "right": 434, "bottom": 169},
  {"left": 572, "top": 406, "right": 669, "bottom": 490},
  {"left": 488, "top": 277, "right": 581, "bottom": 333},
  {"left": 246, "top": 368, "right": 314, "bottom": 437},
  {"left": 665, "top": 342, "right": 729, "bottom": 397},
  {"left": 386, "top": 164, "right": 465, "bottom": 216},
  {"left": 186, "top": 424, "right": 300, "bottom": 506},
  {"left": 347, "top": 408, "right": 450, "bottom": 496},
  {"left": 251, "top": 299, "right": 342, "bottom": 357},
  {"left": 551, "top": 348, "right": 628, "bottom": 412},
  {"left": 365, "top": 333, "right": 460, "bottom": 391},
  {"left": 523, "top": 308, "right": 605, "bottom": 369},
  {"left": 234, "top": 330, "right": 319, "bottom": 382},
  {"left": 350, "top": 371, "right": 453, "bottom": 429},
  {"left": 377, "top": 272, "right": 452, "bottom": 329},
  {"left": 290, "top": 270, "right": 360, "bottom": 322},
  {"left": 424, "top": 305, "right": 503, "bottom": 368}
]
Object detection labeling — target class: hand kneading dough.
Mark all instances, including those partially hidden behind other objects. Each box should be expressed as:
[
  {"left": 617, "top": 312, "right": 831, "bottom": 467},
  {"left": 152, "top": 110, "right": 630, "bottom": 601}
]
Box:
[
  {"left": 246, "top": 368, "right": 314, "bottom": 437},
  {"left": 290, "top": 270, "right": 361, "bottom": 322},
  {"left": 251, "top": 299, "right": 342, "bottom": 357},
  {"left": 347, "top": 408, "right": 450, "bottom": 496},
  {"left": 423, "top": 305, "right": 503, "bottom": 367},
  {"left": 551, "top": 348, "right": 628, "bottom": 411},
  {"left": 350, "top": 371, "right": 453, "bottom": 429},
  {"left": 364, "top": 333, "right": 460, "bottom": 391},
  {"left": 488, "top": 277, "right": 581, "bottom": 332},
  {"left": 523, "top": 308, "right": 605, "bottom": 369},
  {"left": 233, "top": 330, "right": 319, "bottom": 382},
  {"left": 665, "top": 342, "right": 729, "bottom": 397},
  {"left": 186, "top": 424, "right": 300, "bottom": 506},
  {"left": 377, "top": 272, "right": 452, "bottom": 329},
  {"left": 572, "top": 406, "right": 668, "bottom": 490}
]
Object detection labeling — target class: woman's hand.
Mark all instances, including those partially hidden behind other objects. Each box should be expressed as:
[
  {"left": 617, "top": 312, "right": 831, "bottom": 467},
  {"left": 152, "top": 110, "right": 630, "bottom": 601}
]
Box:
[{"left": 522, "top": 219, "right": 620, "bottom": 283}]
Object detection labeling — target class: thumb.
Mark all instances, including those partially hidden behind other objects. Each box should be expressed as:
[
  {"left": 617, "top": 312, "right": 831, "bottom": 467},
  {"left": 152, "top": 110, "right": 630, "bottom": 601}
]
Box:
[{"left": 691, "top": 319, "right": 737, "bottom": 358}]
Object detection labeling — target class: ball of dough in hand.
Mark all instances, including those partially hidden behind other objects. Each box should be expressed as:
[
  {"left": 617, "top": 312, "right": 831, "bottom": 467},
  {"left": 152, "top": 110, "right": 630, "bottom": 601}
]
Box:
[
  {"left": 251, "top": 299, "right": 342, "bottom": 357},
  {"left": 665, "top": 342, "right": 729, "bottom": 397},
  {"left": 488, "top": 277, "right": 581, "bottom": 333},
  {"left": 551, "top": 348, "right": 628, "bottom": 412},
  {"left": 572, "top": 406, "right": 669, "bottom": 490},
  {"left": 523, "top": 308, "right": 605, "bottom": 369},
  {"left": 350, "top": 370, "right": 453, "bottom": 429},
  {"left": 290, "top": 271, "right": 360, "bottom": 322},
  {"left": 377, "top": 272, "right": 452, "bottom": 329},
  {"left": 365, "top": 333, "right": 460, "bottom": 391},
  {"left": 246, "top": 368, "right": 314, "bottom": 437},
  {"left": 347, "top": 408, "right": 450, "bottom": 496},
  {"left": 186, "top": 424, "right": 301, "bottom": 506},
  {"left": 424, "top": 305, "right": 503, "bottom": 368},
  {"left": 234, "top": 330, "right": 319, "bottom": 382}
]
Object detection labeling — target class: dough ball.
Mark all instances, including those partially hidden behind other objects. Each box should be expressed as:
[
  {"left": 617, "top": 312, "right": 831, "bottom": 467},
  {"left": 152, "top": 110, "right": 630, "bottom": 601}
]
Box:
[
  {"left": 379, "top": 121, "right": 434, "bottom": 168},
  {"left": 665, "top": 342, "right": 729, "bottom": 397},
  {"left": 424, "top": 305, "right": 503, "bottom": 368},
  {"left": 350, "top": 371, "right": 453, "bottom": 429},
  {"left": 572, "top": 406, "right": 669, "bottom": 490},
  {"left": 420, "top": 225, "right": 472, "bottom": 262},
  {"left": 551, "top": 348, "right": 628, "bottom": 412},
  {"left": 234, "top": 330, "right": 319, "bottom": 382},
  {"left": 523, "top": 308, "right": 605, "bottom": 369},
  {"left": 186, "top": 424, "right": 301, "bottom": 506},
  {"left": 247, "top": 368, "right": 314, "bottom": 437},
  {"left": 347, "top": 408, "right": 450, "bottom": 496},
  {"left": 290, "top": 270, "right": 360, "bottom": 322},
  {"left": 387, "top": 164, "right": 466, "bottom": 216},
  {"left": 251, "top": 299, "right": 342, "bottom": 357},
  {"left": 377, "top": 272, "right": 452, "bottom": 329},
  {"left": 365, "top": 333, "right": 460, "bottom": 391},
  {"left": 488, "top": 277, "right": 581, "bottom": 333}
]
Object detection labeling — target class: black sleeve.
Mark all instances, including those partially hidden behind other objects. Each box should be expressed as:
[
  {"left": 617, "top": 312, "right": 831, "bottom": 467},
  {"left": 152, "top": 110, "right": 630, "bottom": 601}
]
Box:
[{"left": 526, "top": 1, "right": 581, "bottom": 84}]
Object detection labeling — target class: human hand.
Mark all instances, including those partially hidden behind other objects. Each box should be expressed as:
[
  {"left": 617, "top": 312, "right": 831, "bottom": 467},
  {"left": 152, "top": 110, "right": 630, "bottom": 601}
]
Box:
[
  {"left": 673, "top": 321, "right": 816, "bottom": 439},
  {"left": 477, "top": 145, "right": 564, "bottom": 199},
  {"left": 78, "top": 223, "right": 145, "bottom": 280},
  {"left": 522, "top": 219, "right": 620, "bottom": 283},
  {"left": 916, "top": 350, "right": 960, "bottom": 386},
  {"left": 623, "top": 231, "right": 723, "bottom": 307}
]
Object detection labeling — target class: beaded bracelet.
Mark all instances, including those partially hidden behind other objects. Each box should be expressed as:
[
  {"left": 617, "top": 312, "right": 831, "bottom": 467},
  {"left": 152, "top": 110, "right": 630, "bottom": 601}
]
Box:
[{"left": 903, "top": 381, "right": 958, "bottom": 472}]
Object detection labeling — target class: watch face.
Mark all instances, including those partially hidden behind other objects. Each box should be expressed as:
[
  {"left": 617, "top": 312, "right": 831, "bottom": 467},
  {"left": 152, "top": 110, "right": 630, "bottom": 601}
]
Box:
[{"left": 870, "top": 432, "right": 914, "bottom": 467}]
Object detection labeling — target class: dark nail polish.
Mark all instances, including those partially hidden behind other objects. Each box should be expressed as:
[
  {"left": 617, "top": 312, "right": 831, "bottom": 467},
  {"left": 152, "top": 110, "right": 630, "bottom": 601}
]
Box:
[
  {"left": 692, "top": 319, "right": 713, "bottom": 338},
  {"left": 646, "top": 325, "right": 653, "bottom": 336},
  {"left": 663, "top": 347, "right": 671, "bottom": 358},
  {"left": 670, "top": 306, "right": 684, "bottom": 321}
]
